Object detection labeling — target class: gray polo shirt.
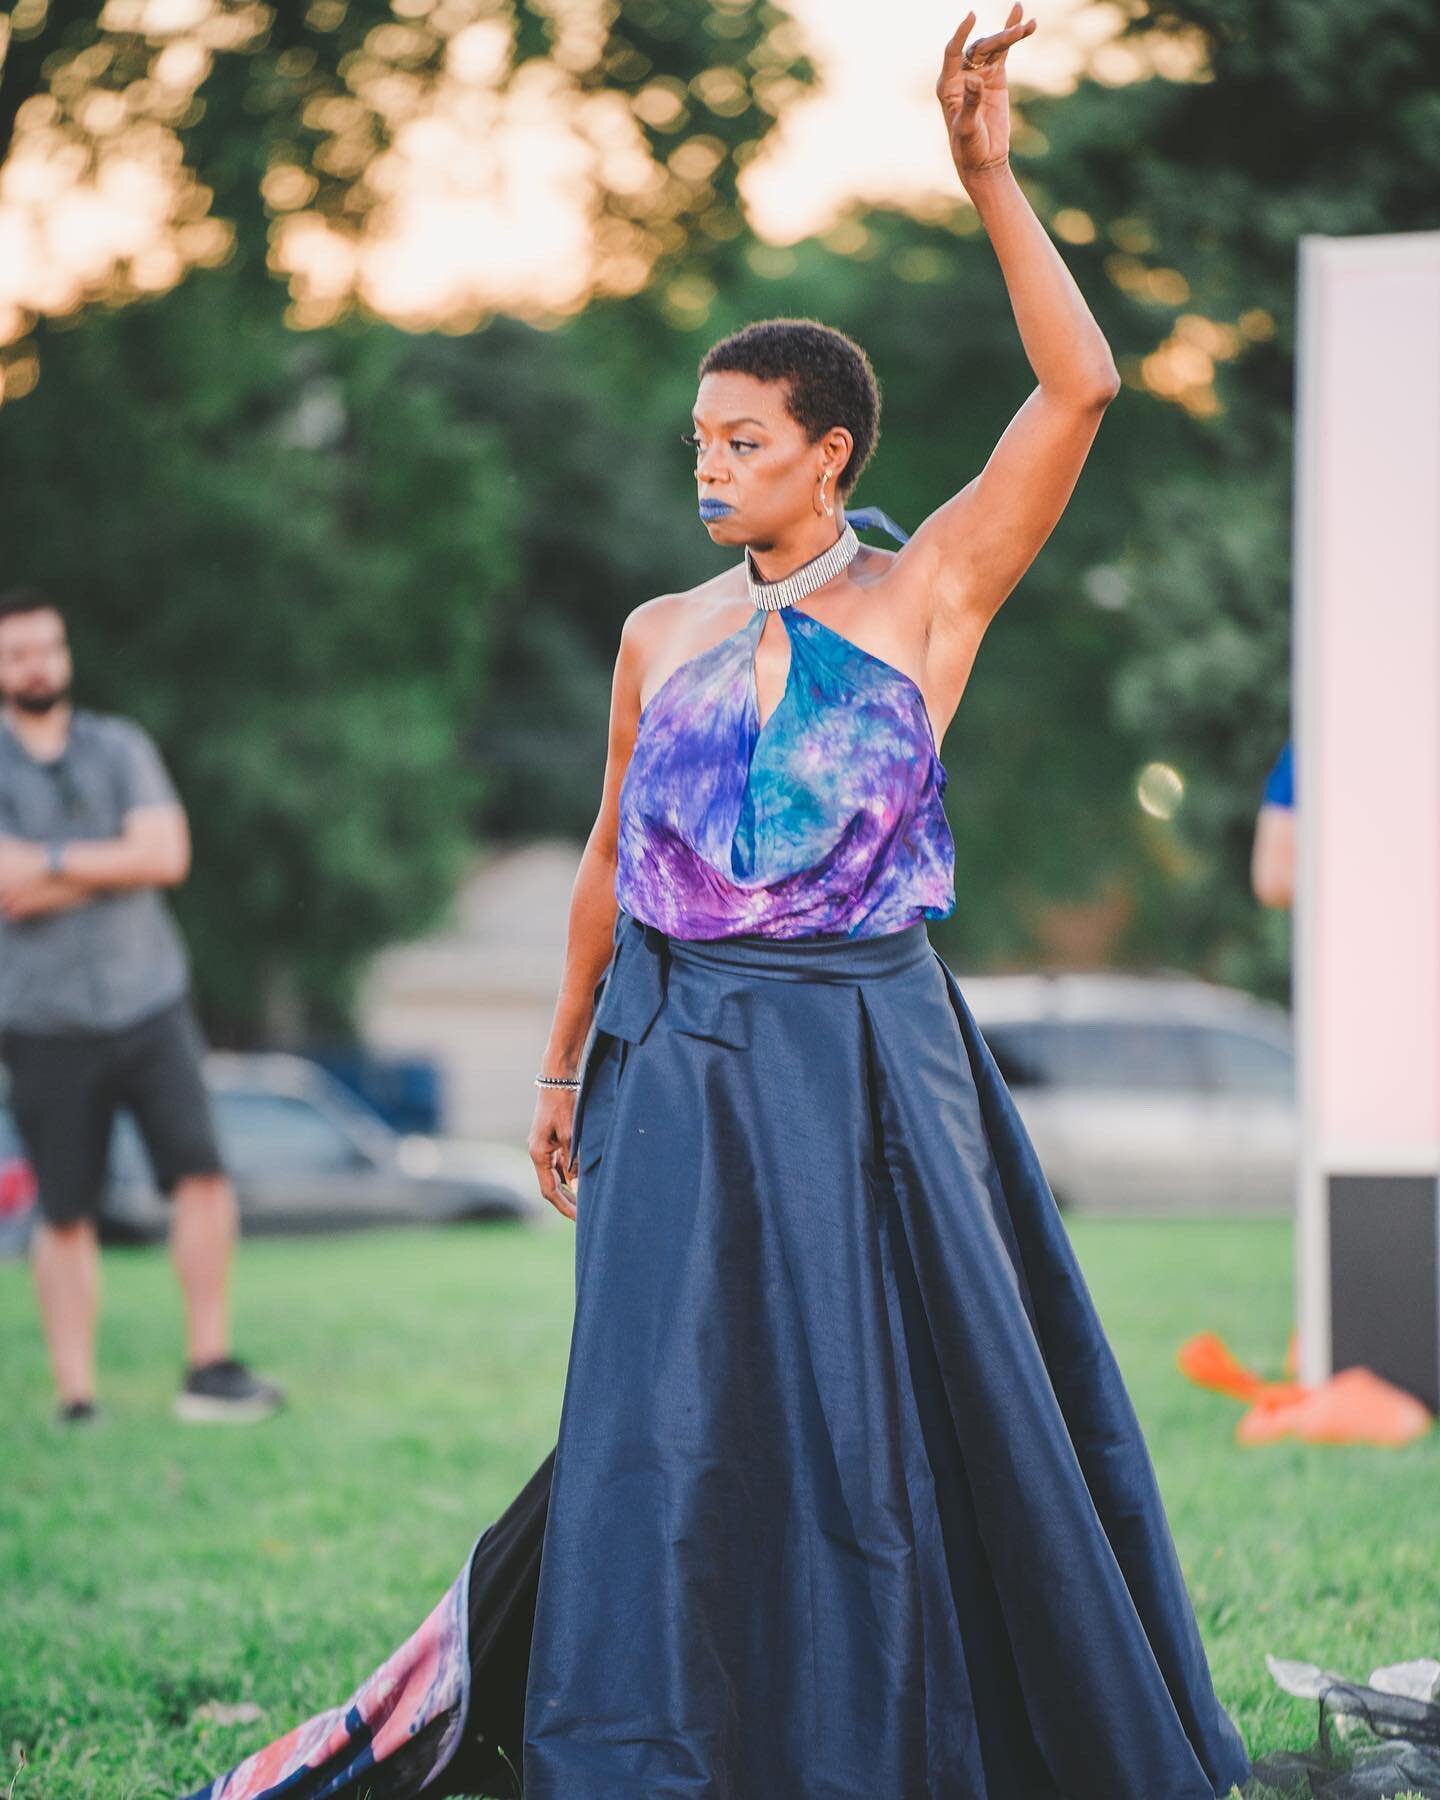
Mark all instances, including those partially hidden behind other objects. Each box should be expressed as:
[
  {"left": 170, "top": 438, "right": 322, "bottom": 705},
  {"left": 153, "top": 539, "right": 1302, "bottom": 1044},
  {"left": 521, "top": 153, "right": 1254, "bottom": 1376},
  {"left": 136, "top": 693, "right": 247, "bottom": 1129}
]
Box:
[{"left": 0, "top": 710, "right": 190, "bottom": 1035}]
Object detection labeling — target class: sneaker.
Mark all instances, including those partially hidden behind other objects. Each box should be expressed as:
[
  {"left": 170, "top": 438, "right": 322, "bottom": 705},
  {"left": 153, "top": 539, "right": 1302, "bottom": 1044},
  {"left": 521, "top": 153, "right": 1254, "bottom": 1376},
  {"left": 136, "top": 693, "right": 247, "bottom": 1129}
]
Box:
[
  {"left": 54, "top": 1398, "right": 100, "bottom": 1428},
  {"left": 174, "top": 1357, "right": 285, "bottom": 1424}
]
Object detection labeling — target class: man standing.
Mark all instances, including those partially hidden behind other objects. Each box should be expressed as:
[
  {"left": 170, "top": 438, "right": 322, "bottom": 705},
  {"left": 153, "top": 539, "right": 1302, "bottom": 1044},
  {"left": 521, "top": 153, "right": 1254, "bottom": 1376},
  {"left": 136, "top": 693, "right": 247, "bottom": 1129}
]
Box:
[{"left": 0, "top": 589, "right": 283, "bottom": 1426}]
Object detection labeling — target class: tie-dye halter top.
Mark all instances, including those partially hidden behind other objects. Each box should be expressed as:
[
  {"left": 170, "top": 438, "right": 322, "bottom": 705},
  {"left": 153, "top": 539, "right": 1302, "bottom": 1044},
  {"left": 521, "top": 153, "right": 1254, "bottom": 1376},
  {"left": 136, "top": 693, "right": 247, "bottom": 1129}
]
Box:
[{"left": 615, "top": 596, "right": 956, "bottom": 942}]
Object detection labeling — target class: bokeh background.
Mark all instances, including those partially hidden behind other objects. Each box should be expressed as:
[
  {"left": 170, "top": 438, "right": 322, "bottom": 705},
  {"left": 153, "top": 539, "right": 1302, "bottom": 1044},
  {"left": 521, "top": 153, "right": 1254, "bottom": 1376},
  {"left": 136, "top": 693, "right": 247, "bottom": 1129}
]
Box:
[
  {"left": 6, "top": 0, "right": 1433, "bottom": 1049},
  {"left": 4, "top": 8, "right": 1440, "bottom": 1797}
]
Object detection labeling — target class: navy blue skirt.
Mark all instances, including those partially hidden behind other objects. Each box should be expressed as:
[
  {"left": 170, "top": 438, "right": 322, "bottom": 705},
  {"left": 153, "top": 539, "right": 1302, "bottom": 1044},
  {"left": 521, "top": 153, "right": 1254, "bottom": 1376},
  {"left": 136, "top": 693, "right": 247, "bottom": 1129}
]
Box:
[
  {"left": 521, "top": 910, "right": 1251, "bottom": 1798},
  {"left": 179, "top": 908, "right": 1252, "bottom": 1800}
]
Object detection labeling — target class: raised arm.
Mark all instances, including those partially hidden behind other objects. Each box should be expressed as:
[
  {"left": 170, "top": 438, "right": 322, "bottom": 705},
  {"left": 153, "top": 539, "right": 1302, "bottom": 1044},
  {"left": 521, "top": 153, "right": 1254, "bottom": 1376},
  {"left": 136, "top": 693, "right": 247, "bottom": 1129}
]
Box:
[
  {"left": 893, "top": 9, "right": 1120, "bottom": 640},
  {"left": 528, "top": 597, "right": 666, "bottom": 1219}
]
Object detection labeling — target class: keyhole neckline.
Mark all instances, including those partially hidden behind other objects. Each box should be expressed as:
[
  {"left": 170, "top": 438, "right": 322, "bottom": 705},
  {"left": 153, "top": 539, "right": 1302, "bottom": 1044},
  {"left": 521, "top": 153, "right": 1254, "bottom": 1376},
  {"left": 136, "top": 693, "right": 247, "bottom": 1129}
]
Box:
[
  {"left": 636, "top": 603, "right": 941, "bottom": 762},
  {"left": 747, "top": 607, "right": 794, "bottom": 737}
]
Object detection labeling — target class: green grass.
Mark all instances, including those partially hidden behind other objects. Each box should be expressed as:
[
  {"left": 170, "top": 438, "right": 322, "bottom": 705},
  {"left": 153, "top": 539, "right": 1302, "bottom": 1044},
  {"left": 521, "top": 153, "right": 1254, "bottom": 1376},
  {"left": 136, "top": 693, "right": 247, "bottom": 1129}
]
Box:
[{"left": 1, "top": 1218, "right": 1435, "bottom": 1798}]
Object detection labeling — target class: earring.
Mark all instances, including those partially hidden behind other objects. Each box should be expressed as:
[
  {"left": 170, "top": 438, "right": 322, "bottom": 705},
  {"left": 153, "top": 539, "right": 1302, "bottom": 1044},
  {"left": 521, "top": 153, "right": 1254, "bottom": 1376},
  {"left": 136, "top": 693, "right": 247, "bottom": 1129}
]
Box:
[{"left": 818, "top": 469, "right": 834, "bottom": 518}]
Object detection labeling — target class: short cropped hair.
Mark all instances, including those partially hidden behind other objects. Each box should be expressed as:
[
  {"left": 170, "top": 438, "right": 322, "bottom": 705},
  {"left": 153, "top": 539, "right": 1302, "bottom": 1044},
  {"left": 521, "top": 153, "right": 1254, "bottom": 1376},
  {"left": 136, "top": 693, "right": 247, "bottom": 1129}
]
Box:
[
  {"left": 0, "top": 587, "right": 64, "bottom": 627},
  {"left": 698, "top": 318, "right": 881, "bottom": 497}
]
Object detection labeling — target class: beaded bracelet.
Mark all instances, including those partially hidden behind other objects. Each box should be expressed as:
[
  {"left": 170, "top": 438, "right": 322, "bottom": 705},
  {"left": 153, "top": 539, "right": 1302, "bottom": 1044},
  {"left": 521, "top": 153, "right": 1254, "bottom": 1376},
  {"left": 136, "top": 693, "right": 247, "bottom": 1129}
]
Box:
[{"left": 534, "top": 1073, "right": 582, "bottom": 1089}]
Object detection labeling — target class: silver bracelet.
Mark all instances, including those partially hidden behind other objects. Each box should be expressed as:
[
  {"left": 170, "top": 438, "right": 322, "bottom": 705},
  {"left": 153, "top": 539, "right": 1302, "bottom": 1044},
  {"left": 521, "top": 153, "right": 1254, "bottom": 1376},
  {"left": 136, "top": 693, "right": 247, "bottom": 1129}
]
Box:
[{"left": 534, "top": 1073, "right": 582, "bottom": 1089}]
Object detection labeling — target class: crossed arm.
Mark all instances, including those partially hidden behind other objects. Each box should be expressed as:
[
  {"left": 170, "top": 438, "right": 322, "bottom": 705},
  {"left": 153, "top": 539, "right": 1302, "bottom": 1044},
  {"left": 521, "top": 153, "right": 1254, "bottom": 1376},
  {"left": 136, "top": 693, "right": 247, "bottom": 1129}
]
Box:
[{"left": 0, "top": 805, "right": 191, "bottom": 921}]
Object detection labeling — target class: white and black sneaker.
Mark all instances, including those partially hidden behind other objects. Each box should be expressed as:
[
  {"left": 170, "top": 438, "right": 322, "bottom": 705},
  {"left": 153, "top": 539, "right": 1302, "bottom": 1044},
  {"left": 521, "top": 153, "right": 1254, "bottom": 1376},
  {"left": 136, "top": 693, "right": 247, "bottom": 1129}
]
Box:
[{"left": 174, "top": 1357, "right": 285, "bottom": 1424}]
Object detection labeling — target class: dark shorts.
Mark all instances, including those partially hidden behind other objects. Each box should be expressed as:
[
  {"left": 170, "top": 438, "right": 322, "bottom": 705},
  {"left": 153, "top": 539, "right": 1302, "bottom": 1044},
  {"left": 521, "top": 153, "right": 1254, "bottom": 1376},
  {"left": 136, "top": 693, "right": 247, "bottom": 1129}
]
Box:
[{"left": 1, "top": 996, "right": 224, "bottom": 1229}]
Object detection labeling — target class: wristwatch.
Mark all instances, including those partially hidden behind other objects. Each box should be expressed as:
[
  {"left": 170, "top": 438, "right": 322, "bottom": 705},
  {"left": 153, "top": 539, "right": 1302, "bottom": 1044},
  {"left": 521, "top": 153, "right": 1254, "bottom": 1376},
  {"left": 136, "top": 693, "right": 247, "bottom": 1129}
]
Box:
[{"left": 44, "top": 841, "right": 66, "bottom": 878}]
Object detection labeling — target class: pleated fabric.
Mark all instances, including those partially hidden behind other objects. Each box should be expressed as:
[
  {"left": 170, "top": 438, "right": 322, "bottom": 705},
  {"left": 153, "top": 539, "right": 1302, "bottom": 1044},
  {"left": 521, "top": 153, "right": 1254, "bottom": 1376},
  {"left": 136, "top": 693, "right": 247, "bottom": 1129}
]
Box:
[
  {"left": 522, "top": 908, "right": 1251, "bottom": 1800},
  {"left": 179, "top": 904, "right": 1251, "bottom": 1800}
]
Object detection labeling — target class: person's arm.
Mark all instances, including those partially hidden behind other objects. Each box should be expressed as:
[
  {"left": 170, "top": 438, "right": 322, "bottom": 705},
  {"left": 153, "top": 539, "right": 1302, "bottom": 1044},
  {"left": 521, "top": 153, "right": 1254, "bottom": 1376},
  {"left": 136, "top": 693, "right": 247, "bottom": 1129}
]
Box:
[
  {"left": 46, "top": 805, "right": 189, "bottom": 891},
  {"left": 1251, "top": 744, "right": 1295, "bottom": 908},
  {"left": 0, "top": 720, "right": 191, "bottom": 919},
  {"left": 889, "top": 9, "right": 1120, "bottom": 639},
  {"left": 528, "top": 598, "right": 662, "bottom": 1220},
  {"left": 72, "top": 720, "right": 192, "bottom": 890},
  {"left": 1251, "top": 805, "right": 1295, "bottom": 909},
  {"left": 0, "top": 808, "right": 189, "bottom": 919},
  {"left": 0, "top": 864, "right": 92, "bottom": 921}
]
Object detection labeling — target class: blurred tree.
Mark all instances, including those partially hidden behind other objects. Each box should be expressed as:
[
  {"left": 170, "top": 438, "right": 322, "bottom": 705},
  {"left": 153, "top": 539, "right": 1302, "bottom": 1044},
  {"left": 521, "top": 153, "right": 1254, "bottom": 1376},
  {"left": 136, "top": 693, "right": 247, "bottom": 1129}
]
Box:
[
  {"left": 1015, "top": 0, "right": 1440, "bottom": 995},
  {"left": 459, "top": 0, "right": 1437, "bottom": 998},
  {"left": 0, "top": 267, "right": 513, "bottom": 1039},
  {"left": 0, "top": 0, "right": 813, "bottom": 357},
  {"left": 8, "top": 0, "right": 1423, "bottom": 1029},
  {"left": 0, "top": 0, "right": 813, "bottom": 1037}
]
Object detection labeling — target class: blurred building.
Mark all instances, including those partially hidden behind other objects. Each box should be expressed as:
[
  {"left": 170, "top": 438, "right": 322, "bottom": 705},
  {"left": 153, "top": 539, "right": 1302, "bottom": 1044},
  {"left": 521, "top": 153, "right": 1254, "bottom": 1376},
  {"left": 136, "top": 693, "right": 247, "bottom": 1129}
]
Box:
[{"left": 358, "top": 841, "right": 582, "bottom": 1143}]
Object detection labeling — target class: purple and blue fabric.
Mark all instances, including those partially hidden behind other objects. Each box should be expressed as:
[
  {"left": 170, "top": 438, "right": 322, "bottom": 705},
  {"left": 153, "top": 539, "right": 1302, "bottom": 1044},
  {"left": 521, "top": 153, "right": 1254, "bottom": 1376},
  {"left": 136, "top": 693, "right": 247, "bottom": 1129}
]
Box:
[{"left": 615, "top": 604, "right": 956, "bottom": 941}]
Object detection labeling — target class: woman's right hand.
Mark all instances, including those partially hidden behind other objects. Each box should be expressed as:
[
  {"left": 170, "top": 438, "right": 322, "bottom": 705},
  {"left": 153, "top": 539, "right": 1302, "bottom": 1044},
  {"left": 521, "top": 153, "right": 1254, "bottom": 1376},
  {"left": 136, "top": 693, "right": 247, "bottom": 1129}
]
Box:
[
  {"left": 526, "top": 609, "right": 651, "bottom": 1224},
  {"left": 529, "top": 1085, "right": 580, "bottom": 1221},
  {"left": 936, "top": 6, "right": 1036, "bottom": 185}
]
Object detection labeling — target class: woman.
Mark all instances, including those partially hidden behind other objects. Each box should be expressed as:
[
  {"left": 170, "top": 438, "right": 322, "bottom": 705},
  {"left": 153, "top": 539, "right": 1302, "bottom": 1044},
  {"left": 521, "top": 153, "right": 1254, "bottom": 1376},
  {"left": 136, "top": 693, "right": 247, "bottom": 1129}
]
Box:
[{"left": 185, "top": 10, "right": 1252, "bottom": 1798}]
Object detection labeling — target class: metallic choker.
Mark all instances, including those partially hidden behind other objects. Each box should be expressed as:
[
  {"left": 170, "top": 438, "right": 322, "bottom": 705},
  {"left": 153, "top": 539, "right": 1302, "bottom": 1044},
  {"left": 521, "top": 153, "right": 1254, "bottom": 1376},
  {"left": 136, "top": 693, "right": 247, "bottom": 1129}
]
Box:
[{"left": 745, "top": 523, "right": 861, "bottom": 612}]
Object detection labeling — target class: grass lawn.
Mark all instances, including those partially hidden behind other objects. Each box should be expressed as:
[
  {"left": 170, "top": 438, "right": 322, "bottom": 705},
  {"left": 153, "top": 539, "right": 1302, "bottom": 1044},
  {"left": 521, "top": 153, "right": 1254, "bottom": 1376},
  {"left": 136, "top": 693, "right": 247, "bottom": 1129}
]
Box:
[{"left": 1, "top": 1216, "right": 1435, "bottom": 1798}]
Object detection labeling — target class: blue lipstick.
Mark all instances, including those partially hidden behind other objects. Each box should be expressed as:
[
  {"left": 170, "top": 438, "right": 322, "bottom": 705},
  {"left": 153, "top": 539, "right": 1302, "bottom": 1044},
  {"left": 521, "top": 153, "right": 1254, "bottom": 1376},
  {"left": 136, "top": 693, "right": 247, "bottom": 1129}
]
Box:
[{"left": 698, "top": 499, "right": 735, "bottom": 522}]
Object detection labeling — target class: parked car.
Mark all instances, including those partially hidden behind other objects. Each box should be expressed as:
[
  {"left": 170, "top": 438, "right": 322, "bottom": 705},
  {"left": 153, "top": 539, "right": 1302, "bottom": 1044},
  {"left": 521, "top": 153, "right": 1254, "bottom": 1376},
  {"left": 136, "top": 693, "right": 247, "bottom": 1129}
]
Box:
[
  {"left": 960, "top": 970, "right": 1296, "bottom": 1215},
  {"left": 0, "top": 1051, "right": 541, "bottom": 1250},
  {"left": 0, "top": 979, "right": 1294, "bottom": 1240}
]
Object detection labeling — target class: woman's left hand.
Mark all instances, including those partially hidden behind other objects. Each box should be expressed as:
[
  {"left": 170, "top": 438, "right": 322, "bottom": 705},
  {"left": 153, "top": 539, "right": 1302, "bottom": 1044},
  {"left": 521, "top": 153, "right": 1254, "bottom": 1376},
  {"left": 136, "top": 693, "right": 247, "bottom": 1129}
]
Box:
[{"left": 936, "top": 5, "right": 1037, "bottom": 184}]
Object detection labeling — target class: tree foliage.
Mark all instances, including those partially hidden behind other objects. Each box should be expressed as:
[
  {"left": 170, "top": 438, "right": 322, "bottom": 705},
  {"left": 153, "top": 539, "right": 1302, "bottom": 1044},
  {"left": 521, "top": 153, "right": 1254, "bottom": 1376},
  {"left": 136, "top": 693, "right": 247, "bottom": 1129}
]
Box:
[
  {"left": 0, "top": 0, "right": 809, "bottom": 1038},
  {"left": 0, "top": 0, "right": 813, "bottom": 346},
  {"left": 3, "top": 0, "right": 1430, "bottom": 1031},
  {"left": 1016, "top": 0, "right": 1440, "bottom": 994},
  {"left": 0, "top": 271, "right": 513, "bottom": 1035}
]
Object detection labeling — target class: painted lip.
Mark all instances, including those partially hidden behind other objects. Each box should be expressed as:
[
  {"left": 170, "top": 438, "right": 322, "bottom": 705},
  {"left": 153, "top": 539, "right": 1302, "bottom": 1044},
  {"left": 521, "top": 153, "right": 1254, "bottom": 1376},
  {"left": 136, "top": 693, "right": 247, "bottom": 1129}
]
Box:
[{"left": 698, "top": 498, "right": 735, "bottom": 521}]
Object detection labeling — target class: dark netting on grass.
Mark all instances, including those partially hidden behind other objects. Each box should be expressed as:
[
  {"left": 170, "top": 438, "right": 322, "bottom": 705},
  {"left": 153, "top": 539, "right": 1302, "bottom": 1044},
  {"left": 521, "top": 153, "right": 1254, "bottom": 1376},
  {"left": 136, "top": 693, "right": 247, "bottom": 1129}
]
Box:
[{"left": 1248, "top": 1658, "right": 1440, "bottom": 1800}]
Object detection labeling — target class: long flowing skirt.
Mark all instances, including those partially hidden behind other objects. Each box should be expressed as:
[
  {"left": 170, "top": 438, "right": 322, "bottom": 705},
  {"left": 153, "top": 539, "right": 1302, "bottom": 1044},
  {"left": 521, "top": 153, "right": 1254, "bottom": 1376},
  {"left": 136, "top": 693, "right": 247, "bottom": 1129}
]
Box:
[{"left": 184, "top": 909, "right": 1251, "bottom": 1800}]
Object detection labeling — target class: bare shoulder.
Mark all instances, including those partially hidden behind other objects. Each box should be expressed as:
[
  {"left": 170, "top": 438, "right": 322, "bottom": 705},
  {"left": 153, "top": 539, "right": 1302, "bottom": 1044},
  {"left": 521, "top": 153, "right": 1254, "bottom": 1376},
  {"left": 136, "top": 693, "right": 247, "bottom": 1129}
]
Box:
[
  {"left": 622, "top": 565, "right": 741, "bottom": 638},
  {"left": 620, "top": 566, "right": 747, "bottom": 695},
  {"left": 852, "top": 540, "right": 939, "bottom": 648},
  {"left": 863, "top": 528, "right": 955, "bottom": 615},
  {"left": 852, "top": 532, "right": 988, "bottom": 741},
  {"left": 619, "top": 589, "right": 695, "bottom": 656},
  {"left": 852, "top": 543, "right": 902, "bottom": 587}
]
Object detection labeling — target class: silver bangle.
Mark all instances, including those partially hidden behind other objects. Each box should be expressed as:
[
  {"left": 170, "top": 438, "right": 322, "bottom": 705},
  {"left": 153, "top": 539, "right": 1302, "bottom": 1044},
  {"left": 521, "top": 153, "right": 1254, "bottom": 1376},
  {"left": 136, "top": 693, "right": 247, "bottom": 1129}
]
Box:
[{"left": 534, "top": 1073, "right": 581, "bottom": 1089}]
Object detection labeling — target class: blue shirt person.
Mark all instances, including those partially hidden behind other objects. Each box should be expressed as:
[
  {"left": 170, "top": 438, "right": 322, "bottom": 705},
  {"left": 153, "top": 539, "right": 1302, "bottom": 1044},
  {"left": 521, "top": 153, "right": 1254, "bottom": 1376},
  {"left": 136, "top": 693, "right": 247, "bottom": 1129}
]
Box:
[{"left": 1252, "top": 739, "right": 1295, "bottom": 909}]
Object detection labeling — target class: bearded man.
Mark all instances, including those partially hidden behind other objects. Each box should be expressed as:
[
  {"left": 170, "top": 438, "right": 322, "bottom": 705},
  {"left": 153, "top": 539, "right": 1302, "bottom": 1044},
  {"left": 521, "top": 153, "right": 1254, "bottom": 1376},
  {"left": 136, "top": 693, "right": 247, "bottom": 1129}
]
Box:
[{"left": 0, "top": 588, "right": 282, "bottom": 1427}]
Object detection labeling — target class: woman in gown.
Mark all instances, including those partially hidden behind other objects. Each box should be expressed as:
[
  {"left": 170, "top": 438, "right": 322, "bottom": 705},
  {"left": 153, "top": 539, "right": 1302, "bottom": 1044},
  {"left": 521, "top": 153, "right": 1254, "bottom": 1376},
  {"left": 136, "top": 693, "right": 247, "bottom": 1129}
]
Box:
[{"left": 183, "top": 10, "right": 1253, "bottom": 1799}]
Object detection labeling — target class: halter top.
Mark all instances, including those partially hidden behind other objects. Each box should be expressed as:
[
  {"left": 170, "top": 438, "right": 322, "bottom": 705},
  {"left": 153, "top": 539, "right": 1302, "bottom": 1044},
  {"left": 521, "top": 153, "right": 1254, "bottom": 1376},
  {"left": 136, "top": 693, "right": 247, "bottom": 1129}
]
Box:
[{"left": 615, "top": 603, "right": 956, "bottom": 941}]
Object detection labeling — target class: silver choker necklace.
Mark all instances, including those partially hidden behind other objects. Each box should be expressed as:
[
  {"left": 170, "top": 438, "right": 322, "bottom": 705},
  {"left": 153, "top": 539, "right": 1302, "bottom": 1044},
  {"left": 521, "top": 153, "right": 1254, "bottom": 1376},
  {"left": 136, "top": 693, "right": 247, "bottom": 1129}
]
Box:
[{"left": 745, "top": 523, "right": 861, "bottom": 612}]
